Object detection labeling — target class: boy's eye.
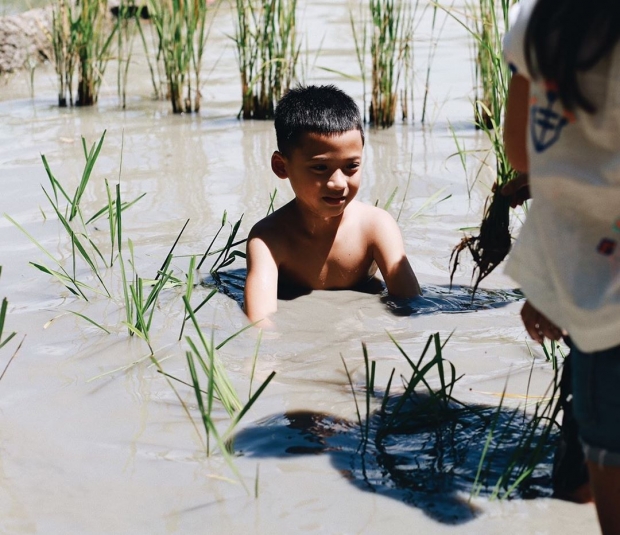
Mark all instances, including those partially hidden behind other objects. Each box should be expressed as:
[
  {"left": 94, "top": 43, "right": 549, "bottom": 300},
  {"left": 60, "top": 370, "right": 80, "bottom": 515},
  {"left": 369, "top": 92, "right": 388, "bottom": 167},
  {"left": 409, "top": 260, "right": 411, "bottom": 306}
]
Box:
[{"left": 312, "top": 164, "right": 328, "bottom": 171}]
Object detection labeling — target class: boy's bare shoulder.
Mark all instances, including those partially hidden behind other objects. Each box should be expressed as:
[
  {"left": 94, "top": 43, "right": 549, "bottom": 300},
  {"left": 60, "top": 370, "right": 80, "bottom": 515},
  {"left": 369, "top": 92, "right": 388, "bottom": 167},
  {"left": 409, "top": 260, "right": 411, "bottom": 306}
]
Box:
[
  {"left": 351, "top": 201, "right": 399, "bottom": 231},
  {"left": 248, "top": 201, "right": 296, "bottom": 243}
]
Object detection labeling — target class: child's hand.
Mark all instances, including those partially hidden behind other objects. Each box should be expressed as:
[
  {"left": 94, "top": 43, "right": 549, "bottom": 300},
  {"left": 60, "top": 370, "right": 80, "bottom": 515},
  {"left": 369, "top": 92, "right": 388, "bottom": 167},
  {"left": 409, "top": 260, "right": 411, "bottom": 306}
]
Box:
[
  {"left": 499, "top": 172, "right": 530, "bottom": 208},
  {"left": 520, "top": 300, "right": 562, "bottom": 343}
]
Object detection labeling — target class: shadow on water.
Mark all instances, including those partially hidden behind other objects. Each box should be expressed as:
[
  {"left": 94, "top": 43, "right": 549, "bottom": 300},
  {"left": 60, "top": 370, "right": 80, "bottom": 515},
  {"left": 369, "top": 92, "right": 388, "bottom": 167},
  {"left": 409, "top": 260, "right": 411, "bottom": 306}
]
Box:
[
  {"left": 232, "top": 328, "right": 559, "bottom": 525},
  {"left": 203, "top": 268, "right": 524, "bottom": 316},
  {"left": 232, "top": 396, "right": 557, "bottom": 525}
]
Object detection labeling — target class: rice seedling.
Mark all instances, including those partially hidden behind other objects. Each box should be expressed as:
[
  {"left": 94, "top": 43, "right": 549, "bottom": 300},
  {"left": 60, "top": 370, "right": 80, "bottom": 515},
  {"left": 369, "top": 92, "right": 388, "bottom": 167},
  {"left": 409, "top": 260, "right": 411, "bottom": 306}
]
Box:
[
  {"left": 178, "top": 256, "right": 217, "bottom": 340},
  {"left": 114, "top": 0, "right": 142, "bottom": 109},
  {"left": 51, "top": 0, "right": 118, "bottom": 107},
  {"left": 197, "top": 211, "right": 246, "bottom": 276},
  {"left": 351, "top": 331, "right": 560, "bottom": 499},
  {"left": 75, "top": 0, "right": 117, "bottom": 106},
  {"left": 5, "top": 213, "right": 99, "bottom": 300},
  {"left": 0, "top": 267, "right": 24, "bottom": 385},
  {"left": 6, "top": 132, "right": 112, "bottom": 299},
  {"left": 420, "top": 3, "right": 448, "bottom": 125},
  {"left": 147, "top": 0, "right": 216, "bottom": 113},
  {"left": 352, "top": 0, "right": 416, "bottom": 128},
  {"left": 164, "top": 296, "right": 276, "bottom": 454},
  {"left": 474, "top": 366, "right": 561, "bottom": 499},
  {"left": 0, "top": 268, "right": 16, "bottom": 353},
  {"left": 232, "top": 0, "right": 300, "bottom": 120},
  {"left": 51, "top": 0, "right": 76, "bottom": 107},
  {"left": 445, "top": 0, "right": 518, "bottom": 295},
  {"left": 350, "top": 3, "right": 369, "bottom": 123},
  {"left": 122, "top": 255, "right": 176, "bottom": 351},
  {"left": 466, "top": 0, "right": 515, "bottom": 128}
]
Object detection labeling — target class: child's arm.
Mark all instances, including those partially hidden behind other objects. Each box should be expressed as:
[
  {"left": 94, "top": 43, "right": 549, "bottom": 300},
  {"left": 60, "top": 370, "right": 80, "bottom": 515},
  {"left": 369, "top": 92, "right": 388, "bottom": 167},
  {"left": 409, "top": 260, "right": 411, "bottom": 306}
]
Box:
[
  {"left": 504, "top": 73, "right": 530, "bottom": 173},
  {"left": 371, "top": 209, "right": 421, "bottom": 298},
  {"left": 244, "top": 229, "right": 279, "bottom": 326},
  {"left": 520, "top": 300, "right": 562, "bottom": 344}
]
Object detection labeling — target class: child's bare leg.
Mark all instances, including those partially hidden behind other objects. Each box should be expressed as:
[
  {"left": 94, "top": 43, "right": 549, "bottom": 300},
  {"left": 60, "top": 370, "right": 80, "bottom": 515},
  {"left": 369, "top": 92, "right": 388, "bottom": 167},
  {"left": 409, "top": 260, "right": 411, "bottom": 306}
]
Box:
[{"left": 587, "top": 462, "right": 620, "bottom": 535}]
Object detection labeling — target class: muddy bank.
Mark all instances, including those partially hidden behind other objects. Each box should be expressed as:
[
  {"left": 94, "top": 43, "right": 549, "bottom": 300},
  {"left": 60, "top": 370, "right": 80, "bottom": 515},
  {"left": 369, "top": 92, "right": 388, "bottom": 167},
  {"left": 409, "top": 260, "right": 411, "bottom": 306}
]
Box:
[{"left": 0, "top": 7, "right": 52, "bottom": 74}]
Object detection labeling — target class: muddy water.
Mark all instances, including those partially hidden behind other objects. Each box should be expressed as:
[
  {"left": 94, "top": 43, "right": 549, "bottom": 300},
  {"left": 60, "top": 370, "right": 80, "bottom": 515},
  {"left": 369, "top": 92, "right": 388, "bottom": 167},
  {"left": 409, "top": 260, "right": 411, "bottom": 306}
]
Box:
[{"left": 0, "top": 1, "right": 598, "bottom": 533}]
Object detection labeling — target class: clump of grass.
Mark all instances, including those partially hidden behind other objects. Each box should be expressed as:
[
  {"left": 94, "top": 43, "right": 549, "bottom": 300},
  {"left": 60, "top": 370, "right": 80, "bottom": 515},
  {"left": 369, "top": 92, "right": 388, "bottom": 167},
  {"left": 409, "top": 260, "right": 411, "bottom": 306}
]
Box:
[
  {"left": 352, "top": 332, "right": 561, "bottom": 498},
  {"left": 375, "top": 332, "right": 466, "bottom": 443},
  {"left": 148, "top": 0, "right": 215, "bottom": 113},
  {"left": 51, "top": 0, "right": 76, "bottom": 107},
  {"left": 470, "top": 0, "right": 512, "bottom": 128},
  {"left": 51, "top": 0, "right": 118, "bottom": 107},
  {"left": 6, "top": 132, "right": 112, "bottom": 298},
  {"left": 163, "top": 297, "right": 276, "bottom": 456},
  {"left": 114, "top": 0, "right": 142, "bottom": 109},
  {"left": 5, "top": 131, "right": 147, "bottom": 301},
  {"left": 446, "top": 0, "right": 518, "bottom": 295},
  {"left": 232, "top": 0, "right": 300, "bottom": 120},
  {"left": 197, "top": 210, "right": 246, "bottom": 277},
  {"left": 352, "top": 0, "right": 416, "bottom": 128},
  {"left": 472, "top": 360, "right": 562, "bottom": 499}
]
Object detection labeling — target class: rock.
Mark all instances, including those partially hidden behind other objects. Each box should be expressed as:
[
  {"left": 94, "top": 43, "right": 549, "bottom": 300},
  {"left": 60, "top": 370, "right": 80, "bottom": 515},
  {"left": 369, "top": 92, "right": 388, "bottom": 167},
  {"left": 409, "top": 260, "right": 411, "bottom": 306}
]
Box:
[{"left": 0, "top": 7, "right": 53, "bottom": 74}]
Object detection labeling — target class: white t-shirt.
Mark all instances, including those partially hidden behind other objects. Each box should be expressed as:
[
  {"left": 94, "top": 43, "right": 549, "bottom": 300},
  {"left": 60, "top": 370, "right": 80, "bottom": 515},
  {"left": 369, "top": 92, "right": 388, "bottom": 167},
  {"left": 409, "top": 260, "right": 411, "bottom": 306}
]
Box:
[{"left": 503, "top": 0, "right": 620, "bottom": 352}]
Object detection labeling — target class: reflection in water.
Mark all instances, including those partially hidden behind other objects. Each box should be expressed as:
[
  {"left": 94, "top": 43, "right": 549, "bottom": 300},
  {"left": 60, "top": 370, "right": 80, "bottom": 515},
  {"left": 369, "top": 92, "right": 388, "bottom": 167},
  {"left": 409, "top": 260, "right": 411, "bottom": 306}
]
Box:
[
  {"left": 233, "top": 397, "right": 555, "bottom": 525},
  {"left": 203, "top": 268, "right": 523, "bottom": 315}
]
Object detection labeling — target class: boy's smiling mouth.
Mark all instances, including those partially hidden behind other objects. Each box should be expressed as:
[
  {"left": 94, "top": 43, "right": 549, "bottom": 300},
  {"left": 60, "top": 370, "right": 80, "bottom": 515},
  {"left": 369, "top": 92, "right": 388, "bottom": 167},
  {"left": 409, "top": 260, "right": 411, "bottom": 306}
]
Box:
[{"left": 322, "top": 196, "right": 346, "bottom": 205}]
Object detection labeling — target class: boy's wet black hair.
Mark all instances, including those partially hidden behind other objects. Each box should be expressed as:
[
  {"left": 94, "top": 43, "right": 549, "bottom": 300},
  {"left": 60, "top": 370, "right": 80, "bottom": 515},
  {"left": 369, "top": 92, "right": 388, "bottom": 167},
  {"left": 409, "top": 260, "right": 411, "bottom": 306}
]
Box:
[{"left": 274, "top": 85, "right": 364, "bottom": 156}]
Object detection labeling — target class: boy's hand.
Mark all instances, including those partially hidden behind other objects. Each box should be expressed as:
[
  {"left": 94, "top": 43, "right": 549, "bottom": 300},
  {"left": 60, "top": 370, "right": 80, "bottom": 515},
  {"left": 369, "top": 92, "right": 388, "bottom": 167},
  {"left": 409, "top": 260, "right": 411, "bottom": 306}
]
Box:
[
  {"left": 498, "top": 172, "right": 530, "bottom": 208},
  {"left": 520, "top": 300, "right": 562, "bottom": 343}
]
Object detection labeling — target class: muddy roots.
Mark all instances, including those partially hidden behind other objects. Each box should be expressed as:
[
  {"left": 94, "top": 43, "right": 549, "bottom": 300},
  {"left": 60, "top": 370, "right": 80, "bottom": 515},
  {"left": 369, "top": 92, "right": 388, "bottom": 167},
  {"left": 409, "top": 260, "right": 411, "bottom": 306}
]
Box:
[{"left": 449, "top": 190, "right": 512, "bottom": 298}]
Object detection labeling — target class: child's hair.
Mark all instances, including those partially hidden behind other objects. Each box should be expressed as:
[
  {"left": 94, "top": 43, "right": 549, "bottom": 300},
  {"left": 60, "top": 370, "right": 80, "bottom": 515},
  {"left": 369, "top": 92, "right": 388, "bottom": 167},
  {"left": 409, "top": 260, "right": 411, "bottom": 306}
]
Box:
[
  {"left": 274, "top": 85, "right": 364, "bottom": 156},
  {"left": 525, "top": 0, "right": 620, "bottom": 113}
]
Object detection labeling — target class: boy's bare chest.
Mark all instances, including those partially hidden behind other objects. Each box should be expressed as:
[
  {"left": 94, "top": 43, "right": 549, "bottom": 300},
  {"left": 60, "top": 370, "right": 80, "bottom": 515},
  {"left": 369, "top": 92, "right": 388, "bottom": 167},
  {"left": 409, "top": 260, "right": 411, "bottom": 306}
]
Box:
[{"left": 278, "top": 232, "right": 375, "bottom": 290}]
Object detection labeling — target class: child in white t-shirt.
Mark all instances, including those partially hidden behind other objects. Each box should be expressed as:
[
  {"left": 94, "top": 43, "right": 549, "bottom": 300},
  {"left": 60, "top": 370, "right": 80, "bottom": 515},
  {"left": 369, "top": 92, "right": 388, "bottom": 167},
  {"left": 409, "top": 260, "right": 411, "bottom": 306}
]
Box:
[{"left": 503, "top": 0, "right": 620, "bottom": 532}]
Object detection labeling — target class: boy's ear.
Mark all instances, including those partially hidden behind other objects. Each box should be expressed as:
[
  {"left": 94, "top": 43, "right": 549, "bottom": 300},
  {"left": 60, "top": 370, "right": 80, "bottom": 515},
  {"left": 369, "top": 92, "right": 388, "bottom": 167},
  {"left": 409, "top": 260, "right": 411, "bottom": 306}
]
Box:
[{"left": 271, "top": 151, "right": 289, "bottom": 179}]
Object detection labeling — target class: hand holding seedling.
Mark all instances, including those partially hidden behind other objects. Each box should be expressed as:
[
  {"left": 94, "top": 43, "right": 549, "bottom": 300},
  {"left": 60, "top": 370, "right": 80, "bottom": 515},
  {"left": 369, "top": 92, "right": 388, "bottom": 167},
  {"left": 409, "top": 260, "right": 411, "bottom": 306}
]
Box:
[
  {"left": 499, "top": 172, "right": 530, "bottom": 208},
  {"left": 520, "top": 300, "right": 563, "bottom": 344}
]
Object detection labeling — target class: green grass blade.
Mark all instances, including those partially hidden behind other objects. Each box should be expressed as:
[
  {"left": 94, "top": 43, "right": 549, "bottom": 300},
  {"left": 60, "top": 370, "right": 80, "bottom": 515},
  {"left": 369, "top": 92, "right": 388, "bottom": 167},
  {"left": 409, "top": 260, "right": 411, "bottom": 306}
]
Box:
[{"left": 66, "top": 310, "right": 111, "bottom": 334}]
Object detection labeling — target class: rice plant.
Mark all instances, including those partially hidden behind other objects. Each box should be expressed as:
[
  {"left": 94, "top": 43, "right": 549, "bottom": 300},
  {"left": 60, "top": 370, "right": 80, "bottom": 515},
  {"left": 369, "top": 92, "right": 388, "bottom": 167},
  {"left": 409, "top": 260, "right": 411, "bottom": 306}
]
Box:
[
  {"left": 147, "top": 0, "right": 215, "bottom": 113},
  {"left": 445, "top": 0, "right": 518, "bottom": 294},
  {"left": 5, "top": 131, "right": 147, "bottom": 301},
  {"left": 0, "top": 267, "right": 23, "bottom": 384},
  {"left": 114, "top": 0, "right": 142, "bottom": 109},
  {"left": 163, "top": 297, "right": 276, "bottom": 454},
  {"left": 354, "top": 332, "right": 560, "bottom": 499},
  {"left": 352, "top": 0, "right": 416, "bottom": 128},
  {"left": 51, "top": 0, "right": 118, "bottom": 107},
  {"left": 232, "top": 0, "right": 300, "bottom": 119},
  {"left": 197, "top": 211, "right": 246, "bottom": 276},
  {"left": 468, "top": 0, "right": 515, "bottom": 128},
  {"left": 0, "top": 268, "right": 16, "bottom": 353},
  {"left": 51, "top": 0, "right": 76, "bottom": 107},
  {"left": 472, "top": 364, "right": 561, "bottom": 499}
]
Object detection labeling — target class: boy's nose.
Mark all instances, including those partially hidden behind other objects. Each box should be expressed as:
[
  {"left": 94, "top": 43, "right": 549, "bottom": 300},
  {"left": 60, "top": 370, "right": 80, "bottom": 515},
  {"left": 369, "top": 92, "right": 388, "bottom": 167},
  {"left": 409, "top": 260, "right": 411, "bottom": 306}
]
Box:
[{"left": 327, "top": 170, "right": 347, "bottom": 190}]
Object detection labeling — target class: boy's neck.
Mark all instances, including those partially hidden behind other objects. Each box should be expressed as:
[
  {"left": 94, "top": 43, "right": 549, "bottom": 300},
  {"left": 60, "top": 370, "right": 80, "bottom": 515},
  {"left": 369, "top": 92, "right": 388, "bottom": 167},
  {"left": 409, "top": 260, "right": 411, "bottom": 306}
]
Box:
[{"left": 291, "top": 199, "right": 347, "bottom": 237}]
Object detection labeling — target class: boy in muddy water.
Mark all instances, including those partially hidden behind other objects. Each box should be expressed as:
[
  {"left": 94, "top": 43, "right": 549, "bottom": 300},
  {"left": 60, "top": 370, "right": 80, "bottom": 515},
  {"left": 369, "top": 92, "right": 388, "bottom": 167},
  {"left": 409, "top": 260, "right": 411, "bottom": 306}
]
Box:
[{"left": 243, "top": 85, "right": 421, "bottom": 325}]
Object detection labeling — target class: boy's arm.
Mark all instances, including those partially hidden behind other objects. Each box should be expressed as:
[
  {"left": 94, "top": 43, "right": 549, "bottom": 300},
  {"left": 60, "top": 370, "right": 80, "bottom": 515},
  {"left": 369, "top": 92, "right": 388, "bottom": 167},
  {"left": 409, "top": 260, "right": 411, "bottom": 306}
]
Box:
[
  {"left": 371, "top": 209, "right": 421, "bottom": 298},
  {"left": 244, "top": 230, "right": 279, "bottom": 326}
]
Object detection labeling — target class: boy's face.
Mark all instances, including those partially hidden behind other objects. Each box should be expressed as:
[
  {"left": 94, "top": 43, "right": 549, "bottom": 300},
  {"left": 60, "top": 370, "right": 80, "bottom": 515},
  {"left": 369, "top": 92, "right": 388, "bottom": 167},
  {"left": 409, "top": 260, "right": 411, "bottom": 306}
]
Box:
[{"left": 272, "top": 130, "right": 363, "bottom": 219}]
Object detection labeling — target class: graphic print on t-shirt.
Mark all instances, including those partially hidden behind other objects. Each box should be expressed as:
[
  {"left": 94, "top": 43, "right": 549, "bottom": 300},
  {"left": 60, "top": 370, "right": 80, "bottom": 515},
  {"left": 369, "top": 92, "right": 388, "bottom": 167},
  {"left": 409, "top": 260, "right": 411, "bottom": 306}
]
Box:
[{"left": 530, "top": 81, "right": 575, "bottom": 153}]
